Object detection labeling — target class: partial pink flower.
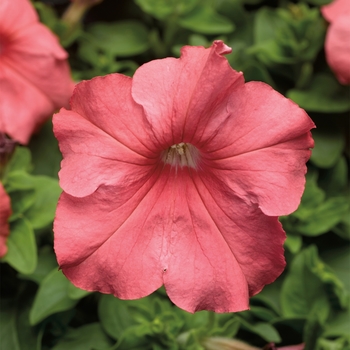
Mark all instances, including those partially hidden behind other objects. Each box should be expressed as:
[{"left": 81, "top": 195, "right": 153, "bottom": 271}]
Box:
[
  {"left": 321, "top": 0, "right": 350, "bottom": 85},
  {"left": 53, "top": 41, "right": 314, "bottom": 313},
  {"left": 263, "top": 342, "right": 305, "bottom": 350},
  {"left": 0, "top": 0, "right": 75, "bottom": 145},
  {"left": 0, "top": 182, "right": 11, "bottom": 258}
]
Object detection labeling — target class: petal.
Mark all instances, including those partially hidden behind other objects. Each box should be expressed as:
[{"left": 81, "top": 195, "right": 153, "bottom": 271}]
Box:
[
  {"left": 2, "top": 28, "right": 73, "bottom": 107},
  {"left": 200, "top": 82, "right": 314, "bottom": 216},
  {"left": 54, "top": 164, "right": 166, "bottom": 299},
  {"left": 190, "top": 170, "right": 286, "bottom": 298},
  {"left": 53, "top": 75, "right": 159, "bottom": 197},
  {"left": 0, "top": 183, "right": 11, "bottom": 258},
  {"left": 55, "top": 165, "right": 284, "bottom": 313},
  {"left": 69, "top": 74, "right": 157, "bottom": 155},
  {"left": 324, "top": 15, "right": 350, "bottom": 85},
  {"left": 0, "top": 64, "right": 55, "bottom": 144},
  {"left": 4, "top": 23, "right": 67, "bottom": 59},
  {"left": 321, "top": 0, "right": 350, "bottom": 23},
  {"left": 0, "top": 0, "right": 37, "bottom": 35},
  {"left": 0, "top": 0, "right": 74, "bottom": 144},
  {"left": 161, "top": 169, "right": 250, "bottom": 313},
  {"left": 132, "top": 41, "right": 244, "bottom": 147}
]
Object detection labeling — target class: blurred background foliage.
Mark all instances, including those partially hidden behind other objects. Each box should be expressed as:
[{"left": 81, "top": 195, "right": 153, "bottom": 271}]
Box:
[{"left": 1, "top": 0, "right": 349, "bottom": 349}]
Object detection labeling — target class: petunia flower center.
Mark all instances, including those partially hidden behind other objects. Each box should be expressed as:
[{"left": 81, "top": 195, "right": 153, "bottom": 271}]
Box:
[{"left": 162, "top": 142, "right": 199, "bottom": 169}]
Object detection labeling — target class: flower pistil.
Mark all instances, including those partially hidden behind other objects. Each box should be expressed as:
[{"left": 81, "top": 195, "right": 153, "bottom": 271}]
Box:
[{"left": 162, "top": 142, "right": 199, "bottom": 169}]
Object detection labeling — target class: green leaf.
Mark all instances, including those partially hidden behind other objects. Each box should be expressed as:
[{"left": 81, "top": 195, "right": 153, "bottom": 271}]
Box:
[
  {"left": 2, "top": 147, "right": 31, "bottom": 181},
  {"left": 290, "top": 170, "right": 349, "bottom": 236},
  {"left": 188, "top": 34, "right": 208, "bottom": 47},
  {"left": 238, "top": 317, "right": 281, "bottom": 342},
  {"left": 319, "top": 157, "right": 348, "bottom": 198},
  {"left": 212, "top": 317, "right": 240, "bottom": 337},
  {"left": 68, "top": 283, "right": 90, "bottom": 300},
  {"left": 283, "top": 245, "right": 349, "bottom": 319},
  {"left": 252, "top": 278, "right": 283, "bottom": 315},
  {"left": 19, "top": 246, "right": 58, "bottom": 284},
  {"left": 134, "top": 0, "right": 198, "bottom": 20},
  {"left": 333, "top": 214, "right": 350, "bottom": 240},
  {"left": 252, "top": 5, "right": 324, "bottom": 66},
  {"left": 0, "top": 298, "right": 39, "bottom": 350},
  {"left": 287, "top": 73, "right": 350, "bottom": 113},
  {"left": 28, "top": 119, "right": 61, "bottom": 178},
  {"left": 311, "top": 126, "right": 345, "bottom": 168},
  {"left": 23, "top": 175, "right": 61, "bottom": 229},
  {"left": 303, "top": 310, "right": 324, "bottom": 350},
  {"left": 4, "top": 172, "right": 36, "bottom": 216},
  {"left": 321, "top": 246, "right": 350, "bottom": 294},
  {"left": 7, "top": 189, "right": 36, "bottom": 221},
  {"left": 323, "top": 309, "right": 350, "bottom": 338},
  {"left": 216, "top": 0, "right": 247, "bottom": 26},
  {"left": 271, "top": 317, "right": 306, "bottom": 341},
  {"left": 2, "top": 218, "right": 37, "bottom": 274},
  {"left": 317, "top": 337, "right": 350, "bottom": 350},
  {"left": 86, "top": 21, "right": 150, "bottom": 57},
  {"left": 29, "top": 269, "right": 78, "bottom": 325},
  {"left": 254, "top": 7, "right": 284, "bottom": 44},
  {"left": 51, "top": 323, "right": 112, "bottom": 350},
  {"left": 303, "top": 0, "right": 332, "bottom": 5},
  {"left": 179, "top": 6, "right": 234, "bottom": 34},
  {"left": 5, "top": 172, "right": 61, "bottom": 229},
  {"left": 98, "top": 294, "right": 142, "bottom": 339},
  {"left": 115, "top": 324, "right": 153, "bottom": 349},
  {"left": 249, "top": 306, "right": 278, "bottom": 322},
  {"left": 0, "top": 300, "right": 20, "bottom": 350},
  {"left": 295, "top": 196, "right": 349, "bottom": 236},
  {"left": 281, "top": 247, "right": 330, "bottom": 320},
  {"left": 285, "top": 233, "right": 302, "bottom": 254},
  {"left": 298, "top": 171, "right": 325, "bottom": 210},
  {"left": 308, "top": 250, "right": 349, "bottom": 309}
]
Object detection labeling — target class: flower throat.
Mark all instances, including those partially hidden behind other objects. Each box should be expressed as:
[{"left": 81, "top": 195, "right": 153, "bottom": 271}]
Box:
[{"left": 162, "top": 142, "right": 199, "bottom": 169}]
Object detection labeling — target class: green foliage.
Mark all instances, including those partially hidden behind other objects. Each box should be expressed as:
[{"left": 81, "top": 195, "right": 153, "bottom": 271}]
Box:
[
  {"left": 178, "top": 7, "right": 235, "bottom": 34},
  {"left": 1, "top": 0, "right": 349, "bottom": 349},
  {"left": 1, "top": 147, "right": 61, "bottom": 274},
  {"left": 288, "top": 73, "right": 350, "bottom": 112},
  {"left": 281, "top": 152, "right": 349, "bottom": 242},
  {"left": 0, "top": 298, "right": 38, "bottom": 350},
  {"left": 29, "top": 269, "right": 79, "bottom": 325},
  {"left": 86, "top": 21, "right": 150, "bottom": 57},
  {"left": 51, "top": 323, "right": 112, "bottom": 350},
  {"left": 3, "top": 218, "right": 37, "bottom": 274},
  {"left": 134, "top": 0, "right": 199, "bottom": 20}
]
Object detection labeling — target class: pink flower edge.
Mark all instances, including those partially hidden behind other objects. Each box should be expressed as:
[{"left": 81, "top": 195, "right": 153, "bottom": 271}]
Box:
[
  {"left": 0, "top": 183, "right": 12, "bottom": 258},
  {"left": 324, "top": 14, "right": 350, "bottom": 85},
  {"left": 0, "top": 0, "right": 75, "bottom": 144},
  {"left": 321, "top": 0, "right": 350, "bottom": 23},
  {"left": 321, "top": 0, "right": 350, "bottom": 85}
]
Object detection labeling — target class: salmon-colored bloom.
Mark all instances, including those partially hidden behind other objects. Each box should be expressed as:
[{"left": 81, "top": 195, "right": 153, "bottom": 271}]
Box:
[
  {"left": 0, "top": 0, "right": 74, "bottom": 144},
  {"left": 53, "top": 41, "right": 314, "bottom": 313},
  {"left": 0, "top": 182, "right": 11, "bottom": 258},
  {"left": 321, "top": 0, "right": 350, "bottom": 85}
]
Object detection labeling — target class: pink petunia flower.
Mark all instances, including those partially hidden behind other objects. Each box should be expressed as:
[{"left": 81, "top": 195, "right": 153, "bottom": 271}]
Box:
[
  {"left": 0, "top": 0, "right": 75, "bottom": 145},
  {"left": 53, "top": 41, "right": 314, "bottom": 313},
  {"left": 321, "top": 0, "right": 350, "bottom": 85},
  {"left": 263, "top": 342, "right": 305, "bottom": 350},
  {"left": 0, "top": 182, "right": 12, "bottom": 258}
]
